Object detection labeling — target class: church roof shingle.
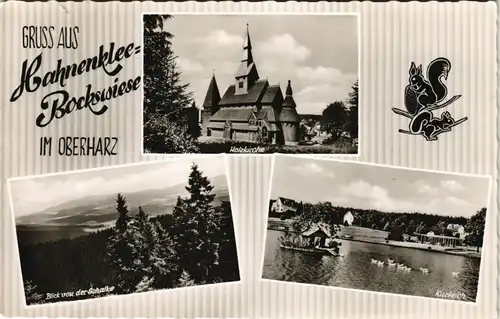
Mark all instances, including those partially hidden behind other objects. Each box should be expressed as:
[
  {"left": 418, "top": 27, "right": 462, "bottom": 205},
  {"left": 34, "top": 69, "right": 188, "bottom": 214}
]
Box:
[
  {"left": 235, "top": 62, "right": 257, "bottom": 79},
  {"left": 219, "top": 79, "right": 269, "bottom": 106},
  {"left": 209, "top": 108, "right": 254, "bottom": 122},
  {"left": 202, "top": 75, "right": 221, "bottom": 109},
  {"left": 256, "top": 107, "right": 278, "bottom": 122},
  {"left": 209, "top": 106, "right": 280, "bottom": 123},
  {"left": 261, "top": 85, "right": 282, "bottom": 105},
  {"left": 279, "top": 108, "right": 300, "bottom": 122},
  {"left": 282, "top": 80, "right": 297, "bottom": 108},
  {"left": 232, "top": 123, "right": 259, "bottom": 131},
  {"left": 282, "top": 96, "right": 297, "bottom": 108},
  {"left": 254, "top": 110, "right": 268, "bottom": 120},
  {"left": 206, "top": 122, "right": 226, "bottom": 129}
]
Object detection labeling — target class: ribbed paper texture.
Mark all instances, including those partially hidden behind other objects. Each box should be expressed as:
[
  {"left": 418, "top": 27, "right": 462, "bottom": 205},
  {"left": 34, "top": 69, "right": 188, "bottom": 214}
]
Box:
[{"left": 0, "top": 2, "right": 497, "bottom": 318}]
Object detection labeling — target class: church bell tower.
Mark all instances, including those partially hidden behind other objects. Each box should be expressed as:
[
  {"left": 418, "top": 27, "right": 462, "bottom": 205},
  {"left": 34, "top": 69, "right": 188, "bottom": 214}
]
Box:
[{"left": 234, "top": 24, "right": 259, "bottom": 95}]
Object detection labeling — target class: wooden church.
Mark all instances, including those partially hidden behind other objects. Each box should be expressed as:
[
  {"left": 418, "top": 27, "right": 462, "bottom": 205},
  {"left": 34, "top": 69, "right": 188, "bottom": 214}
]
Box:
[{"left": 200, "top": 24, "right": 300, "bottom": 145}]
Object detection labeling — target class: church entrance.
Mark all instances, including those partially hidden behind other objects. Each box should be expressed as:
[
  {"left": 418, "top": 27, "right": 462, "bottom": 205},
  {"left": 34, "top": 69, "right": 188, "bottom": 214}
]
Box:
[
  {"left": 261, "top": 127, "right": 269, "bottom": 142},
  {"left": 223, "top": 121, "right": 232, "bottom": 139}
]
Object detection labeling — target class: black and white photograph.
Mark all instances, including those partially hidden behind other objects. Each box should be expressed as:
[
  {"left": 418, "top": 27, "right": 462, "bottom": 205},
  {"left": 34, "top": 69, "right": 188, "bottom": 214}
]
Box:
[
  {"left": 143, "top": 14, "right": 359, "bottom": 154},
  {"left": 262, "top": 155, "right": 491, "bottom": 302},
  {"left": 8, "top": 156, "right": 240, "bottom": 305}
]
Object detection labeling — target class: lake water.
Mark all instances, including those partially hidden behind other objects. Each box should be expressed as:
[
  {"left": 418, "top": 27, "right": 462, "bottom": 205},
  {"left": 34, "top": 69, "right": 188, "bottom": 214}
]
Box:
[{"left": 262, "top": 229, "right": 480, "bottom": 302}]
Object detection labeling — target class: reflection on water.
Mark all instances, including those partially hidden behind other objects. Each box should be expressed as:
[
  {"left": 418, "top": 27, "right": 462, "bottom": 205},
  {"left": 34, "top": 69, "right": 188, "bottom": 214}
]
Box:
[{"left": 262, "top": 230, "right": 480, "bottom": 302}]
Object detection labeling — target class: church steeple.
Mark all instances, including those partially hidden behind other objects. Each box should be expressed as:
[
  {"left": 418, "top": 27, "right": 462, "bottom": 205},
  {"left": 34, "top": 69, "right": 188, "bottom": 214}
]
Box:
[
  {"left": 285, "top": 80, "right": 293, "bottom": 96},
  {"left": 282, "top": 80, "right": 297, "bottom": 108},
  {"left": 241, "top": 23, "right": 254, "bottom": 66},
  {"left": 202, "top": 73, "right": 221, "bottom": 115},
  {"left": 234, "top": 24, "right": 259, "bottom": 95}
]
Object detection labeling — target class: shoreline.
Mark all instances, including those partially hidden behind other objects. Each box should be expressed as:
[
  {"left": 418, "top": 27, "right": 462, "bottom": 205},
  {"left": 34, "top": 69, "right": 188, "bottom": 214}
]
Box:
[
  {"left": 267, "top": 224, "right": 481, "bottom": 259},
  {"left": 338, "top": 237, "right": 481, "bottom": 259},
  {"left": 279, "top": 245, "right": 338, "bottom": 256}
]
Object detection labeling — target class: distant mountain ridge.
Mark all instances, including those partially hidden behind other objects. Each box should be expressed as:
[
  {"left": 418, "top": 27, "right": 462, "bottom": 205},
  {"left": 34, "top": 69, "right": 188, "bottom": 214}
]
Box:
[{"left": 16, "top": 174, "right": 229, "bottom": 228}]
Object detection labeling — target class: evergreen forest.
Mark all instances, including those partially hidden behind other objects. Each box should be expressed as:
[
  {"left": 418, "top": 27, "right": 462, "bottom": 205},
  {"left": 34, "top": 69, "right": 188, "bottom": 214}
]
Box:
[{"left": 20, "top": 164, "right": 240, "bottom": 305}]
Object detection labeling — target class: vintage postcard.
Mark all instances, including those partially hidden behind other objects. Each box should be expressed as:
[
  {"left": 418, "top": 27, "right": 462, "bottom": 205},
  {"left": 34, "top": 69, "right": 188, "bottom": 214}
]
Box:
[
  {"left": 142, "top": 14, "right": 359, "bottom": 155},
  {"left": 262, "top": 155, "right": 492, "bottom": 303},
  {"left": 0, "top": 1, "right": 497, "bottom": 318},
  {"left": 8, "top": 156, "right": 240, "bottom": 305}
]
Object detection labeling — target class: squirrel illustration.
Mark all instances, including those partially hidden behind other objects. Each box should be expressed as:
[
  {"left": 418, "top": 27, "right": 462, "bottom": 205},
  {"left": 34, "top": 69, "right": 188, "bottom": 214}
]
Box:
[
  {"left": 409, "top": 110, "right": 456, "bottom": 141},
  {"left": 405, "top": 57, "right": 451, "bottom": 114},
  {"left": 404, "top": 58, "right": 459, "bottom": 140},
  {"left": 393, "top": 57, "right": 466, "bottom": 141}
]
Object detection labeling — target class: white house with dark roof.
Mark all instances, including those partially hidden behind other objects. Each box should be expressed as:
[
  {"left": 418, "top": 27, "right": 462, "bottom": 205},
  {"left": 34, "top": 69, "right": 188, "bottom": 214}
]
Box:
[
  {"left": 343, "top": 211, "right": 354, "bottom": 226},
  {"left": 270, "top": 197, "right": 298, "bottom": 214},
  {"left": 447, "top": 223, "right": 467, "bottom": 239},
  {"left": 201, "top": 24, "right": 300, "bottom": 145}
]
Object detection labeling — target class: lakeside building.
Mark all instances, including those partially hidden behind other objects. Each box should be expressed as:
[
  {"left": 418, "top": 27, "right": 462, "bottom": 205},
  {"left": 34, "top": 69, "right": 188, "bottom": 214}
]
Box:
[
  {"left": 270, "top": 197, "right": 298, "bottom": 215},
  {"left": 301, "top": 223, "right": 333, "bottom": 248},
  {"left": 200, "top": 24, "right": 300, "bottom": 145},
  {"left": 447, "top": 223, "right": 467, "bottom": 239},
  {"left": 415, "top": 232, "right": 464, "bottom": 247},
  {"left": 343, "top": 211, "right": 354, "bottom": 226}
]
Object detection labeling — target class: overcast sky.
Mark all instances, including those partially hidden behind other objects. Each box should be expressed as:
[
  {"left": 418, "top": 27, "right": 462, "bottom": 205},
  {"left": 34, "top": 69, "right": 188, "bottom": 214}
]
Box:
[
  {"left": 9, "top": 156, "right": 227, "bottom": 218},
  {"left": 270, "top": 155, "right": 491, "bottom": 218},
  {"left": 164, "top": 14, "right": 359, "bottom": 115}
]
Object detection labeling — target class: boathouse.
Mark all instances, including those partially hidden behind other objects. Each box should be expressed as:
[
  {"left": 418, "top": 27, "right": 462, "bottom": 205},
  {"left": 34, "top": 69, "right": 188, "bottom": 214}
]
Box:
[{"left": 301, "top": 223, "right": 332, "bottom": 248}]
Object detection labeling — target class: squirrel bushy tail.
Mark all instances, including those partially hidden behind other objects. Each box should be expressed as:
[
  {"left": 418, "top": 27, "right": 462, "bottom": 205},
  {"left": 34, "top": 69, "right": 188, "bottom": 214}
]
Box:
[{"left": 426, "top": 57, "right": 451, "bottom": 104}]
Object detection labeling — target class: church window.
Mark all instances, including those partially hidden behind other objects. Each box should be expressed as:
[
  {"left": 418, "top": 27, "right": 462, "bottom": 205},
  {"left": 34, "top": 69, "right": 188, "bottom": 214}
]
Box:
[
  {"left": 262, "top": 127, "right": 268, "bottom": 140},
  {"left": 238, "top": 81, "right": 244, "bottom": 88}
]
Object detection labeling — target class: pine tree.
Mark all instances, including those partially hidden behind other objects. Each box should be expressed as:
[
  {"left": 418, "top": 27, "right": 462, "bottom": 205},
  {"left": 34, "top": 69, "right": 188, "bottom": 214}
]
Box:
[
  {"left": 135, "top": 276, "right": 155, "bottom": 293},
  {"left": 171, "top": 163, "right": 220, "bottom": 283},
  {"left": 134, "top": 206, "right": 154, "bottom": 275},
  {"left": 143, "top": 14, "right": 198, "bottom": 153},
  {"left": 115, "top": 193, "right": 130, "bottom": 233},
  {"left": 124, "top": 207, "right": 180, "bottom": 291},
  {"left": 106, "top": 194, "right": 143, "bottom": 294},
  {"left": 177, "top": 270, "right": 196, "bottom": 288},
  {"left": 184, "top": 163, "right": 216, "bottom": 203},
  {"left": 186, "top": 101, "right": 201, "bottom": 139},
  {"left": 346, "top": 80, "right": 359, "bottom": 139},
  {"left": 211, "top": 201, "right": 239, "bottom": 281},
  {"left": 149, "top": 220, "right": 179, "bottom": 288},
  {"left": 24, "top": 280, "right": 44, "bottom": 305}
]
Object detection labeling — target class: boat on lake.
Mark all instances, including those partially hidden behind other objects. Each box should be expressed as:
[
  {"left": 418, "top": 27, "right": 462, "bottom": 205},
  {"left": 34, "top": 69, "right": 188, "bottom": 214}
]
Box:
[
  {"left": 279, "top": 244, "right": 339, "bottom": 256},
  {"left": 278, "top": 223, "right": 341, "bottom": 257}
]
